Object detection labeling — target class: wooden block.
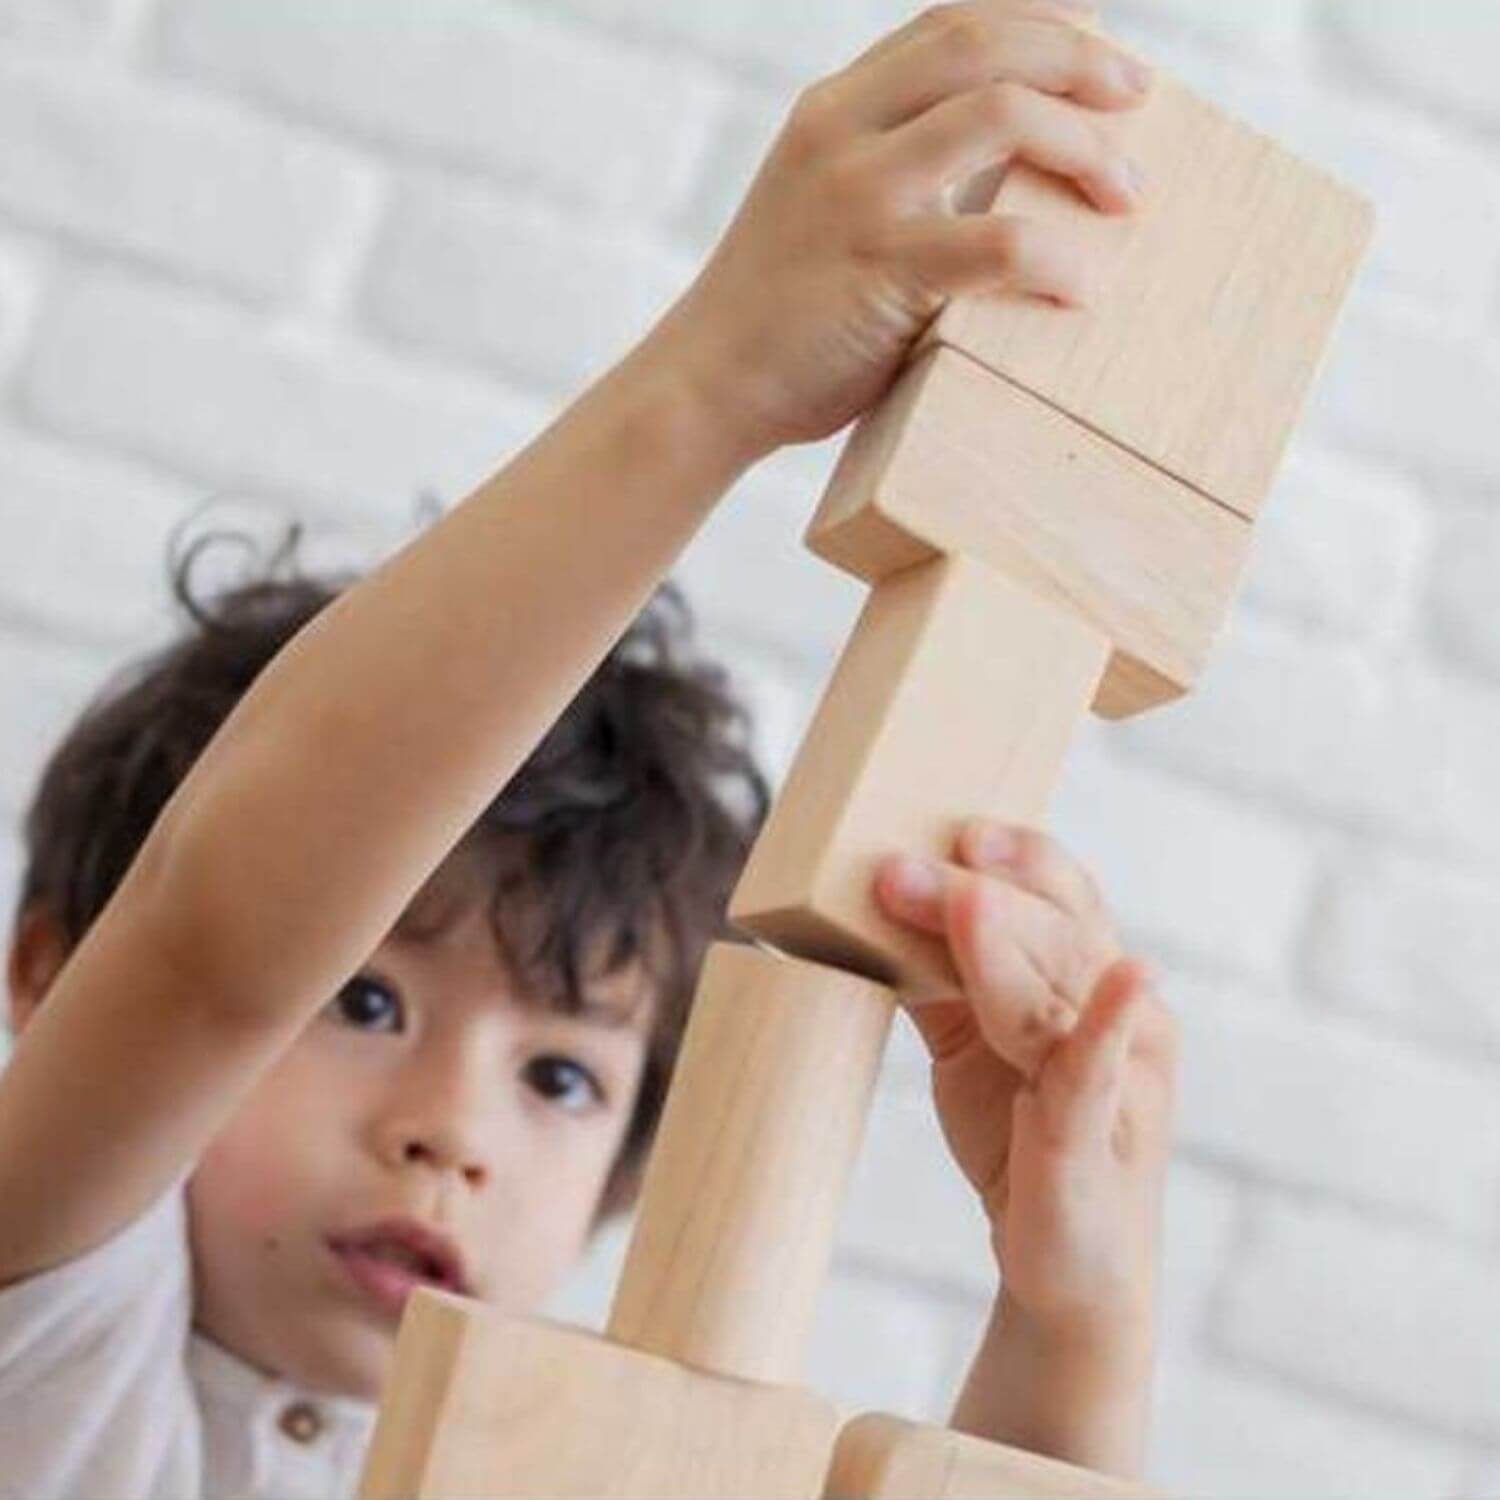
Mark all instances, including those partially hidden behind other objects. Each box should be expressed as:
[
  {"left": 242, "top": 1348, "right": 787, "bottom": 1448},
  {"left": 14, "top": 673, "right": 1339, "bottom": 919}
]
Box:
[
  {"left": 607, "top": 942, "right": 896, "bottom": 1384},
  {"left": 729, "top": 553, "right": 1109, "bottom": 1009},
  {"left": 806, "top": 344, "right": 1252, "bottom": 717},
  {"left": 823, "top": 1414, "right": 1164, "bottom": 1499},
  {"left": 923, "top": 63, "right": 1374, "bottom": 521},
  {"left": 358, "top": 1290, "right": 840, "bottom": 1500}
]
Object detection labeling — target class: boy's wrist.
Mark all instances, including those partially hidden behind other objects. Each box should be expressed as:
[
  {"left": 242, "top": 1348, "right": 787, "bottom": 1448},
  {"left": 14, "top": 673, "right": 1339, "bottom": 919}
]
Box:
[
  {"left": 994, "top": 1289, "right": 1157, "bottom": 1390},
  {"left": 632, "top": 294, "right": 784, "bottom": 477},
  {"left": 950, "top": 1290, "right": 1157, "bottom": 1477}
]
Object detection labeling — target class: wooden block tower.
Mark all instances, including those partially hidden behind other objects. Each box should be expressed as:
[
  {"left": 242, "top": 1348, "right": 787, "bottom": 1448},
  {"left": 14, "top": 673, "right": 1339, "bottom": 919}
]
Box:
[{"left": 357, "top": 29, "right": 1373, "bottom": 1500}]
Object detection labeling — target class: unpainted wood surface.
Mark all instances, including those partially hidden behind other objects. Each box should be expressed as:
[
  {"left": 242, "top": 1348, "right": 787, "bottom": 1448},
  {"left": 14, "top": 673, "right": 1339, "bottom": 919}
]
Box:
[
  {"left": 730, "top": 554, "right": 1109, "bottom": 1010},
  {"left": 357, "top": 1289, "right": 840, "bottom": 1500},
  {"left": 924, "top": 66, "right": 1374, "bottom": 521},
  {"left": 606, "top": 941, "right": 896, "bottom": 1383},
  {"left": 806, "top": 344, "right": 1252, "bottom": 717}
]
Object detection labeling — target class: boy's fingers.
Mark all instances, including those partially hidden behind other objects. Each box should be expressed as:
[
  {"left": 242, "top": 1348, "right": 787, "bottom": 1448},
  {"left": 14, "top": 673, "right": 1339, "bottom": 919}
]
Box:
[
  {"left": 881, "top": 211, "right": 1094, "bottom": 306},
  {"left": 873, "top": 852, "right": 951, "bottom": 934},
  {"left": 954, "top": 820, "right": 1106, "bottom": 927},
  {"left": 944, "top": 872, "right": 1081, "bottom": 1075},
  {"left": 836, "top": 6, "right": 1141, "bottom": 134},
  {"left": 1128, "top": 984, "right": 1178, "bottom": 1070},
  {"left": 878, "top": 77, "right": 1142, "bottom": 215},
  {"left": 950, "top": 827, "right": 1121, "bottom": 1010},
  {"left": 1121, "top": 985, "right": 1180, "bottom": 1133},
  {"left": 952, "top": 822, "right": 1123, "bottom": 1011},
  {"left": 1035, "top": 957, "right": 1143, "bottom": 1148},
  {"left": 842, "top": 3, "right": 1101, "bottom": 80},
  {"left": 876, "top": 853, "right": 1085, "bottom": 1075}
]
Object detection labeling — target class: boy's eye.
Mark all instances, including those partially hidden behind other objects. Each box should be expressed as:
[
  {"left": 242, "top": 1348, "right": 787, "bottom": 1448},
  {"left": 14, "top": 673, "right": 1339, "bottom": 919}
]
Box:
[
  {"left": 330, "top": 975, "right": 404, "bottom": 1032},
  {"left": 525, "top": 1055, "right": 604, "bottom": 1113}
]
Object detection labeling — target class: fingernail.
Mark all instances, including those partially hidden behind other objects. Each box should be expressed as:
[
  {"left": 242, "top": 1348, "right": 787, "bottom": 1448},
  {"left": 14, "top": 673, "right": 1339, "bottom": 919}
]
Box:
[
  {"left": 889, "top": 855, "right": 942, "bottom": 902},
  {"left": 973, "top": 825, "right": 1018, "bottom": 864},
  {"left": 1117, "top": 158, "right": 1147, "bottom": 200},
  {"left": 1117, "top": 55, "right": 1153, "bottom": 93},
  {"left": 1046, "top": 1001, "right": 1078, "bottom": 1036}
]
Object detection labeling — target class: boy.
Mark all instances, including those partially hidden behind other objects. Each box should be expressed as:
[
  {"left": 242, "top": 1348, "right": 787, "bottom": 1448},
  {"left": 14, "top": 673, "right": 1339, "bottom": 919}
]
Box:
[{"left": 0, "top": 1, "right": 1177, "bottom": 1495}]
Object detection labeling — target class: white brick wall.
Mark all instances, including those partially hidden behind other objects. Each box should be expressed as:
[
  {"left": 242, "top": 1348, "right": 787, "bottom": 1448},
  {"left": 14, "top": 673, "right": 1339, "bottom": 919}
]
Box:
[
  {"left": 1220, "top": 1200, "right": 1500, "bottom": 1441},
  {"left": 1332, "top": 0, "right": 1500, "bottom": 136},
  {"left": 1239, "top": 446, "right": 1428, "bottom": 645},
  {"left": 361, "top": 174, "right": 697, "bottom": 394},
  {"left": 2, "top": 2, "right": 1499, "bottom": 1495},
  {"left": 1432, "top": 507, "right": 1500, "bottom": 680},
  {"left": 153, "top": 0, "right": 726, "bottom": 222},
  {"left": 0, "top": 50, "right": 376, "bottom": 306},
  {"left": 0, "top": 0, "right": 120, "bottom": 53},
  {"left": 1309, "top": 853, "right": 1500, "bottom": 1066},
  {"left": 19, "top": 264, "right": 544, "bottom": 520}
]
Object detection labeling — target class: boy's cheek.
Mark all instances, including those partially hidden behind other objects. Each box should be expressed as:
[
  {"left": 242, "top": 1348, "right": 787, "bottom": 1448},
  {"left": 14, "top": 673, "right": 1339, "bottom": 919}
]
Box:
[
  {"left": 191, "top": 1111, "right": 305, "bottom": 1247},
  {"left": 190, "top": 1062, "right": 334, "bottom": 1246}
]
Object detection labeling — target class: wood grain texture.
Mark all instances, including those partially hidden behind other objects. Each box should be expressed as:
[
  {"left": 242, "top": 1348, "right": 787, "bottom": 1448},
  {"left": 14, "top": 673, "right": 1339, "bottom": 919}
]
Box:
[
  {"left": 730, "top": 554, "right": 1110, "bottom": 1008},
  {"left": 925, "top": 67, "right": 1374, "bottom": 521},
  {"left": 806, "top": 345, "right": 1252, "bottom": 717},
  {"left": 824, "top": 1414, "right": 1163, "bottom": 1499},
  {"left": 606, "top": 941, "right": 895, "bottom": 1383},
  {"left": 357, "top": 1290, "right": 840, "bottom": 1499}
]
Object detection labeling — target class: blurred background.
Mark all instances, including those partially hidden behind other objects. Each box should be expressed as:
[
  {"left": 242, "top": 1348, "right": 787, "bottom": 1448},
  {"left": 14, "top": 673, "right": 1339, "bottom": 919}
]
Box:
[{"left": 0, "top": 0, "right": 1497, "bottom": 1494}]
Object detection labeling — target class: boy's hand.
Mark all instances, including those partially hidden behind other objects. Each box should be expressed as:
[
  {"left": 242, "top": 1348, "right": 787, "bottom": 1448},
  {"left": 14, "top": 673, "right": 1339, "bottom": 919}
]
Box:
[
  {"left": 873, "top": 820, "right": 1178, "bottom": 1344},
  {"left": 651, "top": 0, "right": 1152, "bottom": 460}
]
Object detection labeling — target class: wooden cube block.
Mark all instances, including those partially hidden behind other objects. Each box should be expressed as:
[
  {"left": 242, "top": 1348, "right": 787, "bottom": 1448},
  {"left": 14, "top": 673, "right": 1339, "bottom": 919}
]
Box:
[
  {"left": 806, "top": 345, "right": 1251, "bottom": 717},
  {"left": 824, "top": 1414, "right": 1163, "bottom": 1499},
  {"left": 357, "top": 1290, "right": 840, "bottom": 1500},
  {"left": 923, "top": 66, "right": 1374, "bottom": 521},
  {"left": 729, "top": 553, "right": 1109, "bottom": 1003}
]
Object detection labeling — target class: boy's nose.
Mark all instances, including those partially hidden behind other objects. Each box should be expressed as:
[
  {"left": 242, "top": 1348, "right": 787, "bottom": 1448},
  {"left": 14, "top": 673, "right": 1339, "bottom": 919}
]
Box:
[
  {"left": 376, "top": 1068, "right": 501, "bottom": 1188},
  {"left": 397, "top": 1134, "right": 489, "bottom": 1189},
  {"left": 371, "top": 1024, "right": 515, "bottom": 1187}
]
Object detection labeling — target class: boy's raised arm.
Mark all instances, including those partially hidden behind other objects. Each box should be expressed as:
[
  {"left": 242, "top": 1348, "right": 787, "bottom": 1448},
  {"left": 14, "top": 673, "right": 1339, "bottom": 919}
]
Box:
[
  {"left": 148, "top": 333, "right": 757, "bottom": 1019},
  {"left": 0, "top": 334, "right": 755, "bottom": 1285},
  {"left": 0, "top": 0, "right": 1148, "bottom": 1290}
]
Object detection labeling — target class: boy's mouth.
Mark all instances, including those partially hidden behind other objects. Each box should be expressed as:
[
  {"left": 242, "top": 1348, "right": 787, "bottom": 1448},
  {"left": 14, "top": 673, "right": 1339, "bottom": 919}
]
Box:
[{"left": 326, "top": 1217, "right": 471, "bottom": 1315}]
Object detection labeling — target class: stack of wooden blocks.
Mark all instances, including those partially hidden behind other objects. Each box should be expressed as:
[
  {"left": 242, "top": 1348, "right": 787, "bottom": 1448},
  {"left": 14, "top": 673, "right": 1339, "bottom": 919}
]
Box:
[{"left": 356, "top": 29, "right": 1373, "bottom": 1500}]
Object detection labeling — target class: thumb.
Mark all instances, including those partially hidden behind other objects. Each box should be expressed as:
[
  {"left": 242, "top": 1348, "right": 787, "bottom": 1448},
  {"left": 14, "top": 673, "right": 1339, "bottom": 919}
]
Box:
[{"left": 1034, "top": 957, "right": 1145, "bottom": 1149}]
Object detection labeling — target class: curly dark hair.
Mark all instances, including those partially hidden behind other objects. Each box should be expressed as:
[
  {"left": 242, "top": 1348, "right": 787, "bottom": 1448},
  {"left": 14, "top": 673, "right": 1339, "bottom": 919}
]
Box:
[{"left": 10, "top": 510, "right": 771, "bottom": 1229}]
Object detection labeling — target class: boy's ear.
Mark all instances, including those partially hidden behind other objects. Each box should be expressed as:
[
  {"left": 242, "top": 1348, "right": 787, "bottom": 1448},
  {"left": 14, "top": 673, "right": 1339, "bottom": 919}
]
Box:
[{"left": 7, "top": 903, "right": 70, "bottom": 1036}]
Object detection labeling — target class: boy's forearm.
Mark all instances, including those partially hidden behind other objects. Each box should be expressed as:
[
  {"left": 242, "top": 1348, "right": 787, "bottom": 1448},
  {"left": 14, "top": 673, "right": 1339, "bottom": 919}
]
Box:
[
  {"left": 949, "top": 1293, "right": 1157, "bottom": 1480},
  {"left": 153, "top": 328, "right": 760, "bottom": 1019}
]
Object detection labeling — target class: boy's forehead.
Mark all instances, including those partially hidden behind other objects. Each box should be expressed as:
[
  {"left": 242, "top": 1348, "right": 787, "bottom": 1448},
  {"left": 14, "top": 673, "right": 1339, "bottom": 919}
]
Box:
[
  {"left": 387, "top": 840, "right": 669, "bottom": 1026},
  {"left": 387, "top": 859, "right": 660, "bottom": 1035},
  {"left": 571, "top": 976, "right": 658, "bottom": 1034}
]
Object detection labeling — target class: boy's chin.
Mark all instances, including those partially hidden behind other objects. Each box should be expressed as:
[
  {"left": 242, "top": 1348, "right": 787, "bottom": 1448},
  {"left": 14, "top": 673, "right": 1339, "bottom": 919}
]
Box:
[{"left": 263, "top": 1307, "right": 399, "bottom": 1404}]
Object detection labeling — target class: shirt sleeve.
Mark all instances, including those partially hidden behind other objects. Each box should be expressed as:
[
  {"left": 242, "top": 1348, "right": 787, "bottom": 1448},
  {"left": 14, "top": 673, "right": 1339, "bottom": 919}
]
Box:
[{"left": 0, "top": 1177, "right": 200, "bottom": 1500}]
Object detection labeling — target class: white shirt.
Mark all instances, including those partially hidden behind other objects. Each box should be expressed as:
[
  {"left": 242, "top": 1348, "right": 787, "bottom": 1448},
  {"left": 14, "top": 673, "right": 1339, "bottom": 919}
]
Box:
[{"left": 0, "top": 1179, "right": 377, "bottom": 1499}]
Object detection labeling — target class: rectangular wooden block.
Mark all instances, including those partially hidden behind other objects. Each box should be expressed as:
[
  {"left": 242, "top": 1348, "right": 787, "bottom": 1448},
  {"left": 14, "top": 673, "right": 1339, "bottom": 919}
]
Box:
[
  {"left": 925, "top": 66, "right": 1374, "bottom": 520},
  {"left": 729, "top": 552, "right": 1109, "bottom": 997},
  {"left": 357, "top": 1289, "right": 840, "bottom": 1500},
  {"left": 806, "top": 344, "right": 1252, "bottom": 717},
  {"left": 824, "top": 1414, "right": 1164, "bottom": 1499}
]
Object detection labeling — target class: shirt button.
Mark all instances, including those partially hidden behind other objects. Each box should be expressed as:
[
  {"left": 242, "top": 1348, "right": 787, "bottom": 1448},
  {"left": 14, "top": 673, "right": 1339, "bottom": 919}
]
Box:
[{"left": 277, "top": 1400, "right": 324, "bottom": 1445}]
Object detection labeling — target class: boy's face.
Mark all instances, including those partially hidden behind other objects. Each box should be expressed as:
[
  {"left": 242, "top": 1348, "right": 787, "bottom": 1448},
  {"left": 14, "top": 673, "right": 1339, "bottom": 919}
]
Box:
[{"left": 186, "top": 891, "right": 654, "bottom": 1402}]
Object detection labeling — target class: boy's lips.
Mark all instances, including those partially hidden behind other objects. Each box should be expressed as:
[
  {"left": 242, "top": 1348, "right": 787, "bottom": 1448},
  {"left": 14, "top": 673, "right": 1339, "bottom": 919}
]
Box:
[{"left": 326, "top": 1216, "right": 472, "bottom": 1314}]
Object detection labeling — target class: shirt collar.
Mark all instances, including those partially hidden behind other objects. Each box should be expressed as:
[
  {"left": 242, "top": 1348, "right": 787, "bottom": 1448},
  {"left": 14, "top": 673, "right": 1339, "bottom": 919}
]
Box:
[{"left": 187, "top": 1328, "right": 378, "bottom": 1440}]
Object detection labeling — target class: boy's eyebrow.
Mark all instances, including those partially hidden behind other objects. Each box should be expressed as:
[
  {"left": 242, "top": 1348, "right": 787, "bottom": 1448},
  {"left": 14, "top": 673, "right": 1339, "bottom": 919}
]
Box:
[
  {"left": 571, "top": 994, "right": 652, "bottom": 1032},
  {"left": 382, "top": 927, "right": 652, "bottom": 1032}
]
